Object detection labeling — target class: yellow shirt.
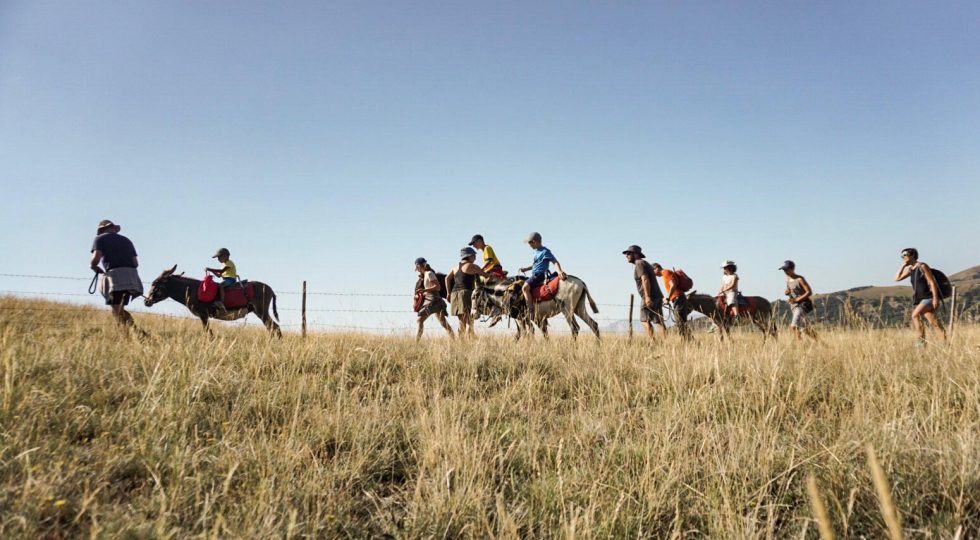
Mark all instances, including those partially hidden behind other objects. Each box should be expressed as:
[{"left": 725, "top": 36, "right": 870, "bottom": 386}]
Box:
[
  {"left": 221, "top": 259, "right": 237, "bottom": 279},
  {"left": 481, "top": 245, "right": 502, "bottom": 272}
]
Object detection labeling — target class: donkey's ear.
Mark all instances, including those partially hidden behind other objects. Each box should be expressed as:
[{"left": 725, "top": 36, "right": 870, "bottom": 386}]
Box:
[
  {"left": 163, "top": 264, "right": 177, "bottom": 276},
  {"left": 178, "top": 272, "right": 185, "bottom": 277}
]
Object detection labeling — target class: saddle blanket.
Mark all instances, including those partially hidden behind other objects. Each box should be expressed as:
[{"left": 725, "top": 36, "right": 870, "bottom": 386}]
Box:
[
  {"left": 223, "top": 283, "right": 254, "bottom": 309},
  {"left": 718, "top": 295, "right": 757, "bottom": 316},
  {"left": 198, "top": 276, "right": 254, "bottom": 309},
  {"left": 531, "top": 276, "right": 561, "bottom": 302}
]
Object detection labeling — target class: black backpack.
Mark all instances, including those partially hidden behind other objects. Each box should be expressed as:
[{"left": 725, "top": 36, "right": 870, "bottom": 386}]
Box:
[{"left": 931, "top": 269, "right": 953, "bottom": 299}]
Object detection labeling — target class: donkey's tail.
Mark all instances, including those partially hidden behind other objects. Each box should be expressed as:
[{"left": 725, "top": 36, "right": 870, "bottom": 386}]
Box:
[
  {"left": 271, "top": 288, "right": 280, "bottom": 322},
  {"left": 585, "top": 285, "right": 599, "bottom": 314}
]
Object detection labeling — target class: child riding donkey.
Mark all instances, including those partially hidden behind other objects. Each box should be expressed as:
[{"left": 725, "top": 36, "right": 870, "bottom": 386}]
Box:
[{"left": 205, "top": 247, "right": 238, "bottom": 313}]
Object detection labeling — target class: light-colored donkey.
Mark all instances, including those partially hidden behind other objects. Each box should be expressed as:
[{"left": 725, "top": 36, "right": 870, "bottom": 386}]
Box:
[{"left": 472, "top": 276, "right": 601, "bottom": 339}]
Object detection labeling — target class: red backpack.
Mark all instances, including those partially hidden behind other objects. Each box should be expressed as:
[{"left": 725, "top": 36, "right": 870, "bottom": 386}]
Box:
[
  {"left": 197, "top": 275, "right": 219, "bottom": 303},
  {"left": 672, "top": 268, "right": 694, "bottom": 292}
]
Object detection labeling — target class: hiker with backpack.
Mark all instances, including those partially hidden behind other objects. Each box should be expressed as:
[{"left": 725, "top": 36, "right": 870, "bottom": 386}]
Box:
[
  {"left": 652, "top": 263, "right": 693, "bottom": 338},
  {"left": 623, "top": 245, "right": 666, "bottom": 340},
  {"left": 894, "top": 248, "right": 948, "bottom": 345},
  {"left": 414, "top": 257, "right": 454, "bottom": 341},
  {"left": 779, "top": 260, "right": 817, "bottom": 342}
]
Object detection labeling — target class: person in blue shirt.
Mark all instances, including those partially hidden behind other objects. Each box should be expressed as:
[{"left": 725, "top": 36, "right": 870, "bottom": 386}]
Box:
[{"left": 518, "top": 232, "right": 567, "bottom": 308}]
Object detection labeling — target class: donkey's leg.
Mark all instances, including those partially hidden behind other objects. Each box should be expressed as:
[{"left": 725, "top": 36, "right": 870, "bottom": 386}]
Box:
[
  {"left": 200, "top": 315, "right": 214, "bottom": 338},
  {"left": 257, "top": 296, "right": 282, "bottom": 338},
  {"left": 564, "top": 309, "right": 580, "bottom": 339},
  {"left": 575, "top": 299, "right": 601, "bottom": 339},
  {"left": 758, "top": 317, "right": 770, "bottom": 342}
]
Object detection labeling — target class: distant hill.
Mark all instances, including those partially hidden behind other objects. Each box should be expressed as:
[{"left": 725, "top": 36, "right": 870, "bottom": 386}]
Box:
[{"left": 774, "top": 265, "right": 980, "bottom": 327}]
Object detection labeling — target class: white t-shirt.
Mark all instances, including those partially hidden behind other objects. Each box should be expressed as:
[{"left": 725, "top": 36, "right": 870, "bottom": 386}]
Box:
[
  {"left": 423, "top": 270, "right": 439, "bottom": 300},
  {"left": 721, "top": 273, "right": 738, "bottom": 292}
]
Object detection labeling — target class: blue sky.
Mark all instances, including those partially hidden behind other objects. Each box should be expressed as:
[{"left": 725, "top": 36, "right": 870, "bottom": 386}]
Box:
[{"left": 1, "top": 1, "right": 978, "bottom": 331}]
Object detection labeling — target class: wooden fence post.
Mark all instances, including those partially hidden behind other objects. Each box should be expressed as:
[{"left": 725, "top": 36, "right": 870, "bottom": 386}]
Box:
[
  {"left": 628, "top": 294, "right": 634, "bottom": 342},
  {"left": 301, "top": 280, "right": 307, "bottom": 338},
  {"left": 949, "top": 285, "right": 957, "bottom": 341}
]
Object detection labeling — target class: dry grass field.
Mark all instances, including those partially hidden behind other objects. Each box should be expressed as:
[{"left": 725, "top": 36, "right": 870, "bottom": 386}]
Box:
[{"left": 1, "top": 296, "right": 978, "bottom": 539}]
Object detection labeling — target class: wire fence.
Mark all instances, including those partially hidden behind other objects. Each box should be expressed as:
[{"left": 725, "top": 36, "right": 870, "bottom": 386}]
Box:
[{"left": 0, "top": 272, "right": 640, "bottom": 336}]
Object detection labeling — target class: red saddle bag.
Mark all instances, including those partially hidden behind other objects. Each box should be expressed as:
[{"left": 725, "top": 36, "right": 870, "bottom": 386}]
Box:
[
  {"left": 197, "top": 276, "right": 219, "bottom": 303},
  {"left": 531, "top": 276, "right": 562, "bottom": 302},
  {"left": 223, "top": 283, "right": 254, "bottom": 309}
]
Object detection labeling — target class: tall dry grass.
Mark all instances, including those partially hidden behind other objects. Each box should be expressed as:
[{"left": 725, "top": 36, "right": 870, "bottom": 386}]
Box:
[{"left": 0, "top": 297, "right": 977, "bottom": 538}]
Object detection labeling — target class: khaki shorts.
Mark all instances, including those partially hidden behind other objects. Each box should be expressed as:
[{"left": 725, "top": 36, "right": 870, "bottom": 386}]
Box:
[
  {"left": 450, "top": 289, "right": 472, "bottom": 316},
  {"left": 790, "top": 305, "right": 807, "bottom": 328},
  {"left": 417, "top": 297, "right": 446, "bottom": 318}
]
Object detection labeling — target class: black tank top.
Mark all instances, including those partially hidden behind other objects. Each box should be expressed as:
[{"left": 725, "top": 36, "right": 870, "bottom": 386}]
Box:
[
  {"left": 454, "top": 264, "right": 476, "bottom": 291},
  {"left": 910, "top": 265, "right": 930, "bottom": 303}
]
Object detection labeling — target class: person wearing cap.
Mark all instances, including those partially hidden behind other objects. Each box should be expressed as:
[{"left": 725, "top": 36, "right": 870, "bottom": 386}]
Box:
[
  {"left": 518, "top": 232, "right": 566, "bottom": 310},
  {"left": 780, "top": 260, "right": 817, "bottom": 341},
  {"left": 414, "top": 257, "right": 454, "bottom": 340},
  {"left": 205, "top": 248, "right": 238, "bottom": 312},
  {"left": 89, "top": 219, "right": 143, "bottom": 330},
  {"left": 445, "top": 247, "right": 494, "bottom": 337},
  {"left": 651, "top": 262, "right": 690, "bottom": 338},
  {"left": 623, "top": 245, "right": 666, "bottom": 339},
  {"left": 468, "top": 234, "right": 506, "bottom": 279},
  {"left": 894, "top": 248, "right": 946, "bottom": 345},
  {"left": 718, "top": 260, "right": 741, "bottom": 319}
]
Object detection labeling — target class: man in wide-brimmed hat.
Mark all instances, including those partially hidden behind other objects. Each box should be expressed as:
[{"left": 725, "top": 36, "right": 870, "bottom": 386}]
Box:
[
  {"left": 623, "top": 245, "right": 666, "bottom": 340},
  {"left": 90, "top": 219, "right": 143, "bottom": 330}
]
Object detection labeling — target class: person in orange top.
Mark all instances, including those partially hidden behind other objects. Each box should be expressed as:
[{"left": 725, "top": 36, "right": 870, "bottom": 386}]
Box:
[{"left": 652, "top": 263, "right": 691, "bottom": 338}]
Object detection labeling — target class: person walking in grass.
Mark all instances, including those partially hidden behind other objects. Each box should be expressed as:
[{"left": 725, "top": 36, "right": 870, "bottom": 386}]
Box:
[
  {"left": 414, "top": 257, "right": 454, "bottom": 341},
  {"left": 894, "top": 248, "right": 946, "bottom": 345},
  {"left": 623, "top": 245, "right": 666, "bottom": 340},
  {"left": 445, "top": 247, "right": 494, "bottom": 338},
  {"left": 205, "top": 247, "right": 237, "bottom": 313},
  {"left": 89, "top": 219, "right": 143, "bottom": 331},
  {"left": 469, "top": 234, "right": 506, "bottom": 279},
  {"left": 779, "top": 260, "right": 817, "bottom": 342},
  {"left": 519, "top": 232, "right": 567, "bottom": 312},
  {"left": 652, "top": 263, "right": 691, "bottom": 339}
]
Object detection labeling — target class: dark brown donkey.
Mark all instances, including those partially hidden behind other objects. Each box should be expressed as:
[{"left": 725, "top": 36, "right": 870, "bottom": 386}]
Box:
[
  {"left": 144, "top": 265, "right": 282, "bottom": 337},
  {"left": 687, "top": 292, "right": 776, "bottom": 341}
]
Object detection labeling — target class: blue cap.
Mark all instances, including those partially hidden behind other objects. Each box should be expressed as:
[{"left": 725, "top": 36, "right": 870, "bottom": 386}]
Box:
[{"left": 414, "top": 257, "right": 427, "bottom": 266}]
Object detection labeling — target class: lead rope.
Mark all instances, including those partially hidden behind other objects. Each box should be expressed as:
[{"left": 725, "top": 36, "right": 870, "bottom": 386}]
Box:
[{"left": 88, "top": 270, "right": 101, "bottom": 295}]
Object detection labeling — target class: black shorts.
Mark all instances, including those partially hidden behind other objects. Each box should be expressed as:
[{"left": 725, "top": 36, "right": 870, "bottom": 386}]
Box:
[
  {"left": 106, "top": 291, "right": 132, "bottom": 306},
  {"left": 640, "top": 305, "right": 664, "bottom": 323},
  {"left": 525, "top": 273, "right": 546, "bottom": 287}
]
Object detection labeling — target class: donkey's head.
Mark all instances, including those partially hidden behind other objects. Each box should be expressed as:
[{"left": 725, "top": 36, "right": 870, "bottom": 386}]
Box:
[{"left": 144, "top": 265, "right": 178, "bottom": 307}]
